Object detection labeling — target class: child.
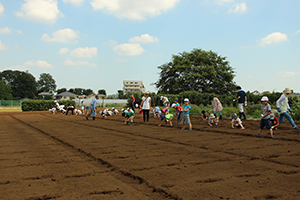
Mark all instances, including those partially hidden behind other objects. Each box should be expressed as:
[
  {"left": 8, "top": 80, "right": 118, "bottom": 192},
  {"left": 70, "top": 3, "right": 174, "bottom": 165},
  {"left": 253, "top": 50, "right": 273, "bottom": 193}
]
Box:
[
  {"left": 80, "top": 100, "right": 85, "bottom": 114},
  {"left": 158, "top": 111, "right": 173, "bottom": 127},
  {"left": 257, "top": 96, "right": 274, "bottom": 138},
  {"left": 112, "top": 107, "right": 119, "bottom": 115},
  {"left": 138, "top": 104, "right": 143, "bottom": 119},
  {"left": 182, "top": 98, "right": 192, "bottom": 130},
  {"left": 153, "top": 106, "right": 161, "bottom": 118},
  {"left": 49, "top": 107, "right": 56, "bottom": 114},
  {"left": 122, "top": 110, "right": 135, "bottom": 126},
  {"left": 201, "top": 110, "right": 209, "bottom": 120},
  {"left": 208, "top": 114, "right": 219, "bottom": 126},
  {"left": 172, "top": 103, "right": 183, "bottom": 124},
  {"left": 231, "top": 113, "right": 245, "bottom": 129},
  {"left": 75, "top": 109, "right": 82, "bottom": 115},
  {"left": 269, "top": 113, "right": 279, "bottom": 130},
  {"left": 174, "top": 99, "right": 180, "bottom": 107}
]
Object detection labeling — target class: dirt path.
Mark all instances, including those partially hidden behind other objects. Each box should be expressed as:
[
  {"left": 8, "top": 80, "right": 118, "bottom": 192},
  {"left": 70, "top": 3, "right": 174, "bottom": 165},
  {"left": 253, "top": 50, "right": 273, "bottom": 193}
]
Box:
[{"left": 1, "top": 111, "right": 300, "bottom": 199}]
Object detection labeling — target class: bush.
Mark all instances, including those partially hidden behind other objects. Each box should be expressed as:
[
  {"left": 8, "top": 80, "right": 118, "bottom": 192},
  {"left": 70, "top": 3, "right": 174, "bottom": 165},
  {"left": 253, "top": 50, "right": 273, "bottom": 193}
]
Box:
[{"left": 22, "top": 100, "right": 75, "bottom": 111}]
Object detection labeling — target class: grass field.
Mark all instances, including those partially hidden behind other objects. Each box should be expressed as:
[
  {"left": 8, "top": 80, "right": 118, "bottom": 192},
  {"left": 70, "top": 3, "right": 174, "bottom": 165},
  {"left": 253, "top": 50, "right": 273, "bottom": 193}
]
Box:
[{"left": 0, "top": 107, "right": 22, "bottom": 112}]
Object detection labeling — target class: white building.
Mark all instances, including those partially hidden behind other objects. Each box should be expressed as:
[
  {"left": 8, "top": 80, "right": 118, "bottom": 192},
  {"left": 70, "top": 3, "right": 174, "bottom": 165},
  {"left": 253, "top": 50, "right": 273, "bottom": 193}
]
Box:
[{"left": 123, "top": 80, "right": 146, "bottom": 94}]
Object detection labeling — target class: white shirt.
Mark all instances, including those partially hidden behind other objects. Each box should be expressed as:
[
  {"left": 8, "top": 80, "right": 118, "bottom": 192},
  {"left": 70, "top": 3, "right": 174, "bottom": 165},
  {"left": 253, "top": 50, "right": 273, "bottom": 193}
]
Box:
[{"left": 142, "top": 96, "right": 151, "bottom": 110}]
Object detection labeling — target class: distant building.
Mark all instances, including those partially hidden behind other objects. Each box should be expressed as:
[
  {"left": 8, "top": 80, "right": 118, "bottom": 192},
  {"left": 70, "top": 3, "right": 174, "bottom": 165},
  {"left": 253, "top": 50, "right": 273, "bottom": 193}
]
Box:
[
  {"left": 54, "top": 92, "right": 78, "bottom": 100},
  {"left": 123, "top": 80, "right": 146, "bottom": 94},
  {"left": 251, "top": 90, "right": 261, "bottom": 95}
]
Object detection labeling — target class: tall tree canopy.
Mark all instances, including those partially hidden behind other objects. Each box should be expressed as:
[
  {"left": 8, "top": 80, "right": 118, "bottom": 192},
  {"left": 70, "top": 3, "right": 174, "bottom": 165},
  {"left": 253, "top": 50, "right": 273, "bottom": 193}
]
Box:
[
  {"left": 0, "top": 81, "right": 13, "bottom": 100},
  {"left": 0, "top": 70, "right": 37, "bottom": 99},
  {"left": 37, "top": 73, "right": 56, "bottom": 93},
  {"left": 98, "top": 89, "right": 106, "bottom": 95},
  {"left": 154, "top": 48, "right": 236, "bottom": 95}
]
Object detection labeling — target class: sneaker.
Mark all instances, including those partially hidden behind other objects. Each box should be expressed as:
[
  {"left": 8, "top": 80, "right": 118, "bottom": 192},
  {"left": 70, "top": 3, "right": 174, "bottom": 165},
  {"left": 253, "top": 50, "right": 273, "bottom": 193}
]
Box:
[
  {"left": 241, "top": 127, "right": 245, "bottom": 130},
  {"left": 182, "top": 127, "right": 185, "bottom": 130},
  {"left": 86, "top": 116, "right": 89, "bottom": 120},
  {"left": 271, "top": 135, "right": 274, "bottom": 138},
  {"left": 189, "top": 128, "right": 192, "bottom": 130},
  {"left": 294, "top": 127, "right": 300, "bottom": 130},
  {"left": 256, "top": 133, "right": 260, "bottom": 136}
]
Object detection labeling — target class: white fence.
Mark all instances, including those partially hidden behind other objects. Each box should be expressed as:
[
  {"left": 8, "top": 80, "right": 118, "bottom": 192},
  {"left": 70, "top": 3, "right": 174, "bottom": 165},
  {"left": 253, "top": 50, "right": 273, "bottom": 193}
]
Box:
[{"left": 74, "top": 99, "right": 128, "bottom": 107}]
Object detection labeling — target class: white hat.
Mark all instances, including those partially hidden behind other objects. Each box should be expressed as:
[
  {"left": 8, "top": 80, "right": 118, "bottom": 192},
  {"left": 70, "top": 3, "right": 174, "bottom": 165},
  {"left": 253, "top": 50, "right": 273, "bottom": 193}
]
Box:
[
  {"left": 171, "top": 103, "right": 176, "bottom": 108},
  {"left": 261, "top": 96, "right": 269, "bottom": 101},
  {"left": 209, "top": 114, "right": 215, "bottom": 119},
  {"left": 184, "top": 98, "right": 189, "bottom": 102},
  {"left": 121, "top": 108, "right": 124, "bottom": 112},
  {"left": 283, "top": 88, "right": 292, "bottom": 93},
  {"left": 112, "top": 107, "right": 115, "bottom": 110},
  {"left": 160, "top": 96, "right": 164, "bottom": 100}
]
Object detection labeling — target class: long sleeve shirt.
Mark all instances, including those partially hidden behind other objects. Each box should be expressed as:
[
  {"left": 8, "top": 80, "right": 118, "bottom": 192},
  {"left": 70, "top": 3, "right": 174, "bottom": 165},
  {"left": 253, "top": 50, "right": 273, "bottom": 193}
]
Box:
[{"left": 276, "top": 93, "right": 290, "bottom": 114}]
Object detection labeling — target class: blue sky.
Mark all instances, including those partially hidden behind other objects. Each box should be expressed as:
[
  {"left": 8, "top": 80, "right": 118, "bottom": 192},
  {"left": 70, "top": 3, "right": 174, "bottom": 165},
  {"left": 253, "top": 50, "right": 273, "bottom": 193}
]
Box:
[{"left": 0, "top": 0, "right": 300, "bottom": 95}]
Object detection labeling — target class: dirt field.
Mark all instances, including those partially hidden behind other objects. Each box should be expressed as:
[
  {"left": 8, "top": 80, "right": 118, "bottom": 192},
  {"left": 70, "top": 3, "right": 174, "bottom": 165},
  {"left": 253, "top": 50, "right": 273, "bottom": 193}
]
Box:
[{"left": 1, "top": 111, "right": 300, "bottom": 200}]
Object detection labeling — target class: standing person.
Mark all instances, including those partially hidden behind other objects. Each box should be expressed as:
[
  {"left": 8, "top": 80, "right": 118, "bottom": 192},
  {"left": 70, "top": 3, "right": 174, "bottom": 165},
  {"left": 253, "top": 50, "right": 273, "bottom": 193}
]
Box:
[
  {"left": 80, "top": 100, "right": 85, "bottom": 114},
  {"left": 210, "top": 96, "right": 223, "bottom": 119},
  {"left": 276, "top": 88, "right": 300, "bottom": 130},
  {"left": 86, "top": 95, "right": 99, "bottom": 120},
  {"left": 257, "top": 96, "right": 274, "bottom": 138},
  {"left": 140, "top": 91, "right": 151, "bottom": 123},
  {"left": 131, "top": 94, "right": 136, "bottom": 113},
  {"left": 182, "top": 98, "right": 192, "bottom": 130},
  {"left": 236, "top": 86, "right": 247, "bottom": 120}
]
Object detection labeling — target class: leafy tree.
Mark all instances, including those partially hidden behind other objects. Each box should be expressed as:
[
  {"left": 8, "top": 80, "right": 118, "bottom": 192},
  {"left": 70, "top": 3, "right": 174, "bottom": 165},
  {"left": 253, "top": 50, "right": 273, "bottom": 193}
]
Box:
[
  {"left": 0, "top": 70, "right": 37, "bottom": 99},
  {"left": 37, "top": 73, "right": 56, "bottom": 93},
  {"left": 154, "top": 48, "right": 236, "bottom": 95},
  {"left": 56, "top": 88, "right": 67, "bottom": 94},
  {"left": 74, "top": 88, "right": 84, "bottom": 95},
  {"left": 83, "top": 89, "right": 93, "bottom": 95},
  {"left": 0, "top": 81, "right": 13, "bottom": 100},
  {"left": 117, "top": 90, "right": 124, "bottom": 99},
  {"left": 98, "top": 89, "right": 106, "bottom": 95}
]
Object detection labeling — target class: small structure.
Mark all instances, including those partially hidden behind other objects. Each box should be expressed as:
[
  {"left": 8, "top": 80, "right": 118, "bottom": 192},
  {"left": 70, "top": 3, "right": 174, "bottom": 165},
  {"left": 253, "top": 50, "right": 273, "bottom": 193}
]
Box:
[
  {"left": 251, "top": 90, "right": 261, "bottom": 95},
  {"left": 55, "top": 92, "right": 78, "bottom": 100},
  {"left": 38, "top": 92, "right": 53, "bottom": 99}
]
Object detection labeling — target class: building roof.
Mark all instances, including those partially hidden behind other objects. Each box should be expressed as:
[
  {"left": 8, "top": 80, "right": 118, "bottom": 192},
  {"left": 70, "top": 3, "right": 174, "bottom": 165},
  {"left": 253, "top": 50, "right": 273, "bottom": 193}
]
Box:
[
  {"left": 55, "top": 91, "right": 78, "bottom": 97},
  {"left": 38, "top": 92, "right": 53, "bottom": 96}
]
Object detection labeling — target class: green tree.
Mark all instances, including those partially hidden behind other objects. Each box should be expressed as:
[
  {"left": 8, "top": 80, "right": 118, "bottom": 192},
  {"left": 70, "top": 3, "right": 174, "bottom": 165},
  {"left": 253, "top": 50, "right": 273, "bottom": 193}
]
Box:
[
  {"left": 56, "top": 88, "right": 67, "bottom": 94},
  {"left": 0, "top": 70, "right": 37, "bottom": 99},
  {"left": 154, "top": 48, "right": 236, "bottom": 95},
  {"left": 117, "top": 90, "right": 124, "bottom": 99},
  {"left": 98, "top": 89, "right": 106, "bottom": 95},
  {"left": 37, "top": 73, "right": 56, "bottom": 93},
  {"left": 83, "top": 89, "right": 93, "bottom": 95},
  {"left": 0, "top": 81, "right": 13, "bottom": 100}
]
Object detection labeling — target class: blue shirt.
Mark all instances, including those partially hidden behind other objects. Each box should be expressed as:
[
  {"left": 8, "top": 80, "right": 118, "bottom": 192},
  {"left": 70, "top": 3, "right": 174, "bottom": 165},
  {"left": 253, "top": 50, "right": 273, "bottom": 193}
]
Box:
[
  {"left": 91, "top": 98, "right": 97, "bottom": 108},
  {"left": 183, "top": 104, "right": 191, "bottom": 114}
]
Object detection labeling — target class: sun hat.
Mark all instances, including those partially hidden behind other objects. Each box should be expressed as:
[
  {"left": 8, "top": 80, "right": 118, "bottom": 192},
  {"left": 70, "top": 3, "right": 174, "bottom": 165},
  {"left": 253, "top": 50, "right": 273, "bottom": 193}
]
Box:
[
  {"left": 283, "top": 88, "right": 292, "bottom": 93},
  {"left": 209, "top": 114, "right": 215, "bottom": 119},
  {"left": 261, "top": 96, "right": 269, "bottom": 101},
  {"left": 232, "top": 113, "right": 237, "bottom": 119},
  {"left": 145, "top": 91, "right": 150, "bottom": 94},
  {"left": 184, "top": 98, "right": 189, "bottom": 102},
  {"left": 171, "top": 103, "right": 176, "bottom": 108}
]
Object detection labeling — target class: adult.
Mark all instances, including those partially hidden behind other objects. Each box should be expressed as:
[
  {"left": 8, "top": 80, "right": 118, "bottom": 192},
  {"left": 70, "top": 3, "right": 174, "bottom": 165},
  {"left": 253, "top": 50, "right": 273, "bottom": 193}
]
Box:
[
  {"left": 131, "top": 94, "right": 135, "bottom": 113},
  {"left": 140, "top": 91, "right": 151, "bottom": 123},
  {"left": 209, "top": 96, "right": 223, "bottom": 119},
  {"left": 236, "top": 86, "right": 247, "bottom": 120},
  {"left": 86, "top": 95, "right": 99, "bottom": 120},
  {"left": 276, "top": 88, "right": 300, "bottom": 130},
  {"left": 65, "top": 105, "right": 75, "bottom": 115}
]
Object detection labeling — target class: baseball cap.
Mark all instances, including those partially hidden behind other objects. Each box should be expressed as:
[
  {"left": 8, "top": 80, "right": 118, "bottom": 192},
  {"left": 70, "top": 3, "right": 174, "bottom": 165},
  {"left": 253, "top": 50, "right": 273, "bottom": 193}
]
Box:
[
  {"left": 184, "top": 98, "right": 189, "bottom": 102},
  {"left": 261, "top": 96, "right": 269, "bottom": 101},
  {"left": 171, "top": 103, "right": 176, "bottom": 108}
]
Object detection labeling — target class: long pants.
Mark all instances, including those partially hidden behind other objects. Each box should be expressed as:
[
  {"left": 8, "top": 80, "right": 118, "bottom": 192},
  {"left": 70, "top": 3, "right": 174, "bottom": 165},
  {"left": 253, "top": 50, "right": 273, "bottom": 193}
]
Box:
[
  {"left": 131, "top": 104, "right": 135, "bottom": 113},
  {"left": 66, "top": 108, "right": 74, "bottom": 115},
  {"left": 279, "top": 112, "right": 296, "bottom": 128},
  {"left": 213, "top": 111, "right": 222, "bottom": 117},
  {"left": 143, "top": 109, "right": 150, "bottom": 122},
  {"left": 87, "top": 106, "right": 96, "bottom": 118}
]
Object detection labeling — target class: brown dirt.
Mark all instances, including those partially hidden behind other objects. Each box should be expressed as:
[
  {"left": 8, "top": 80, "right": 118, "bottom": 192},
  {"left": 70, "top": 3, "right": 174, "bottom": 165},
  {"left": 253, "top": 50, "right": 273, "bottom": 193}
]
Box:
[{"left": 1, "top": 111, "right": 300, "bottom": 200}]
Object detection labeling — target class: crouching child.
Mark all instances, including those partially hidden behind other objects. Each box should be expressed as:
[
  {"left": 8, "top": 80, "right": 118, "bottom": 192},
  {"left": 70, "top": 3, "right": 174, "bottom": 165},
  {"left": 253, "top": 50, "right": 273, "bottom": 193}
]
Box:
[
  {"left": 158, "top": 112, "right": 173, "bottom": 127},
  {"left": 122, "top": 110, "right": 135, "bottom": 126},
  {"left": 231, "top": 113, "right": 245, "bottom": 129},
  {"left": 208, "top": 114, "right": 219, "bottom": 126}
]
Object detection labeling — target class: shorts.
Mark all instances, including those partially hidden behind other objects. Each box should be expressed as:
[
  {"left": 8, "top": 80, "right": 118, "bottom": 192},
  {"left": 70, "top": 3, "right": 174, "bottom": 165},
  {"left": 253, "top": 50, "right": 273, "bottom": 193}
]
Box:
[
  {"left": 260, "top": 118, "right": 271, "bottom": 130},
  {"left": 178, "top": 112, "right": 183, "bottom": 121},
  {"left": 183, "top": 114, "right": 191, "bottom": 125},
  {"left": 127, "top": 116, "right": 134, "bottom": 120},
  {"left": 81, "top": 106, "right": 84, "bottom": 110}
]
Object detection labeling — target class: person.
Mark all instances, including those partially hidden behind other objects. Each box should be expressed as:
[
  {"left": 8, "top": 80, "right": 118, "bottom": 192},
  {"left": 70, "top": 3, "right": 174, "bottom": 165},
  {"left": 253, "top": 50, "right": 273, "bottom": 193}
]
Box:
[
  {"left": 153, "top": 106, "right": 161, "bottom": 118},
  {"left": 269, "top": 113, "right": 279, "bottom": 130},
  {"left": 65, "top": 105, "right": 75, "bottom": 115},
  {"left": 131, "top": 94, "right": 135, "bottom": 113},
  {"left": 276, "top": 88, "right": 300, "bottom": 130},
  {"left": 86, "top": 95, "right": 99, "bottom": 120},
  {"left": 100, "top": 109, "right": 113, "bottom": 118},
  {"left": 257, "top": 96, "right": 274, "bottom": 138},
  {"left": 112, "top": 107, "right": 119, "bottom": 115},
  {"left": 174, "top": 99, "right": 180, "bottom": 107},
  {"left": 122, "top": 110, "right": 135, "bottom": 126},
  {"left": 80, "top": 100, "right": 85, "bottom": 114},
  {"left": 158, "top": 112, "right": 173, "bottom": 127},
  {"left": 140, "top": 91, "right": 151, "bottom": 123},
  {"left": 49, "top": 107, "right": 56, "bottom": 114},
  {"left": 172, "top": 103, "right": 183, "bottom": 124},
  {"left": 236, "top": 86, "right": 247, "bottom": 120},
  {"left": 231, "top": 113, "right": 245, "bottom": 129},
  {"left": 75, "top": 109, "right": 82, "bottom": 115},
  {"left": 208, "top": 114, "right": 219, "bottom": 126},
  {"left": 210, "top": 96, "right": 223, "bottom": 119},
  {"left": 84, "top": 105, "right": 90, "bottom": 115},
  {"left": 201, "top": 110, "right": 209, "bottom": 120},
  {"left": 182, "top": 98, "right": 192, "bottom": 130},
  {"left": 161, "top": 96, "right": 170, "bottom": 110}
]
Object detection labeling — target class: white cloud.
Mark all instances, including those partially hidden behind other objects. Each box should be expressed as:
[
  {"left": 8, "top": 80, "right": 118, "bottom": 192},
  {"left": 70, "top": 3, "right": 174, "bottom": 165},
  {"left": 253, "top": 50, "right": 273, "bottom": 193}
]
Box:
[
  {"left": 276, "top": 71, "right": 297, "bottom": 77},
  {"left": 228, "top": 3, "right": 248, "bottom": 14},
  {"left": 215, "top": 0, "right": 234, "bottom": 5},
  {"left": 113, "top": 43, "right": 145, "bottom": 55},
  {"left": 41, "top": 28, "right": 79, "bottom": 43},
  {"left": 15, "top": 0, "right": 63, "bottom": 24},
  {"left": 5, "top": 65, "right": 29, "bottom": 71},
  {"left": 58, "top": 47, "right": 69, "bottom": 54},
  {"left": 260, "top": 32, "right": 288, "bottom": 47},
  {"left": 0, "top": 27, "right": 11, "bottom": 34},
  {"left": 129, "top": 34, "right": 159, "bottom": 43},
  {"left": 0, "top": 40, "right": 8, "bottom": 50},
  {"left": 25, "top": 60, "right": 54, "bottom": 69},
  {"left": 63, "top": 0, "right": 84, "bottom": 6},
  {"left": 70, "top": 47, "right": 97, "bottom": 57},
  {"left": 296, "top": 30, "right": 300, "bottom": 34},
  {"left": 90, "top": 0, "right": 180, "bottom": 20},
  {"left": 0, "top": 3, "right": 4, "bottom": 15},
  {"left": 64, "top": 60, "right": 97, "bottom": 66},
  {"left": 104, "top": 39, "right": 118, "bottom": 47}
]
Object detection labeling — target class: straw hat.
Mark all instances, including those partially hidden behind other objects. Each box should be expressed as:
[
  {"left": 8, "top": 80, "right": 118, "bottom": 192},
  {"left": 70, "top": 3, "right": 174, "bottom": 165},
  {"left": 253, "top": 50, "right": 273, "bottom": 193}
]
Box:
[
  {"left": 209, "top": 114, "right": 215, "bottom": 119},
  {"left": 283, "top": 88, "right": 292, "bottom": 93}
]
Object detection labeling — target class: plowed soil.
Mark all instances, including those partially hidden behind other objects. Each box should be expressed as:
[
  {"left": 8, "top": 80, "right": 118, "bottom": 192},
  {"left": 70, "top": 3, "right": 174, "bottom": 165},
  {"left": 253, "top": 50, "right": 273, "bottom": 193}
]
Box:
[{"left": 1, "top": 111, "right": 300, "bottom": 200}]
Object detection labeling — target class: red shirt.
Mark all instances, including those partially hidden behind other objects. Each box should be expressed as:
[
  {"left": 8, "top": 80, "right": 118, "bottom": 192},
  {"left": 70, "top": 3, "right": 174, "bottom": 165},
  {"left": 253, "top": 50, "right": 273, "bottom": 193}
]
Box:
[{"left": 176, "top": 106, "right": 183, "bottom": 113}]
